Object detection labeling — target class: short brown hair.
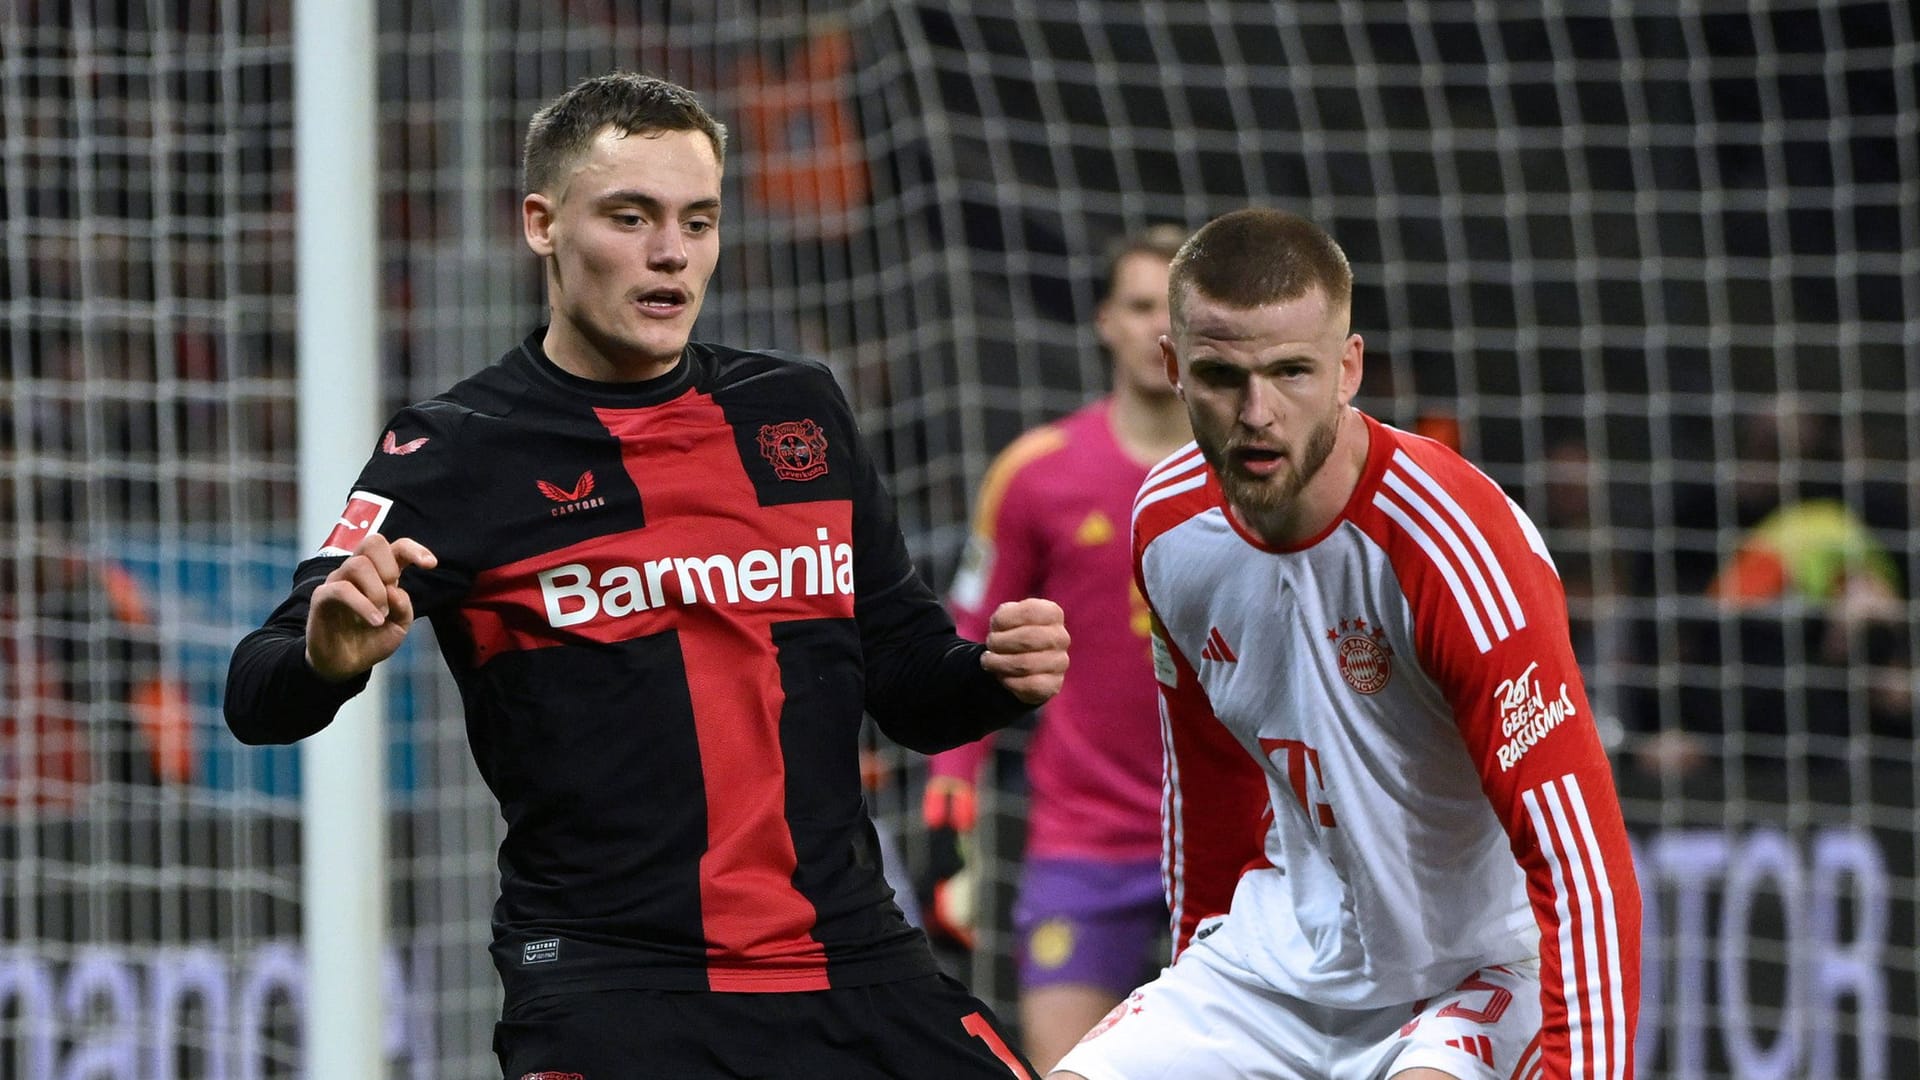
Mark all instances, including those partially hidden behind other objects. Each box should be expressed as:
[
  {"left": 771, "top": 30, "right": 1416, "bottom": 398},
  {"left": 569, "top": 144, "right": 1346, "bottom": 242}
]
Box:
[
  {"left": 1168, "top": 208, "right": 1352, "bottom": 332},
  {"left": 522, "top": 71, "right": 729, "bottom": 197},
  {"left": 1098, "top": 222, "right": 1188, "bottom": 302}
]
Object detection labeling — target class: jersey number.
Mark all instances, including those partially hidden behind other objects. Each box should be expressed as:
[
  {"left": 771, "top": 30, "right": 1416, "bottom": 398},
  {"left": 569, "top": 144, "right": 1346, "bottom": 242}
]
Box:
[{"left": 962, "top": 1011, "right": 1032, "bottom": 1078}]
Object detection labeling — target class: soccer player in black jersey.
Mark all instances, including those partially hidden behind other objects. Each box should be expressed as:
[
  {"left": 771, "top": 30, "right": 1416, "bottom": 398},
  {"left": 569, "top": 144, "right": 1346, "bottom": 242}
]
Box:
[{"left": 226, "top": 71, "right": 1068, "bottom": 1079}]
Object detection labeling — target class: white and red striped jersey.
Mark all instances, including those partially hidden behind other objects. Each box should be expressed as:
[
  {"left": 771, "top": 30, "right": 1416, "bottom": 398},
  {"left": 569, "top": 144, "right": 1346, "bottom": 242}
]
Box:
[{"left": 1132, "top": 411, "right": 1640, "bottom": 1079}]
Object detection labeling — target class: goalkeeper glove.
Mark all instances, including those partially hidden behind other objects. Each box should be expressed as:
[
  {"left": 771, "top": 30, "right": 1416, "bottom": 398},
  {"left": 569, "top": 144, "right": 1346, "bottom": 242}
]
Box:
[{"left": 920, "top": 777, "right": 981, "bottom": 948}]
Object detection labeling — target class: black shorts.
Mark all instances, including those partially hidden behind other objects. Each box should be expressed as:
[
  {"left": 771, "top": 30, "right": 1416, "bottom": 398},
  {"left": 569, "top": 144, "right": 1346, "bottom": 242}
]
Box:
[{"left": 494, "top": 973, "right": 1037, "bottom": 1079}]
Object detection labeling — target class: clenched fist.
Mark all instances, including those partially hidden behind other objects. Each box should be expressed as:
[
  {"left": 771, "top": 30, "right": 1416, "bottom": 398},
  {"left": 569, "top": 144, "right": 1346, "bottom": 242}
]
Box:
[{"left": 980, "top": 597, "right": 1069, "bottom": 705}]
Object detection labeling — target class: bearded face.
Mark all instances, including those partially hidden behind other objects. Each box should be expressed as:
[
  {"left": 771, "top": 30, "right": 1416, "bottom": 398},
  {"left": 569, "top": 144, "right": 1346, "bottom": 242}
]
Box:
[
  {"left": 1166, "top": 285, "right": 1363, "bottom": 545},
  {"left": 1192, "top": 398, "right": 1342, "bottom": 534}
]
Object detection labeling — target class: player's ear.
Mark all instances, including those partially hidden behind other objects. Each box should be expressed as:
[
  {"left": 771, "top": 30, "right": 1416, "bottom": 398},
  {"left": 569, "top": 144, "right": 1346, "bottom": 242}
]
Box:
[
  {"left": 523, "top": 192, "right": 556, "bottom": 257},
  {"left": 1094, "top": 295, "right": 1120, "bottom": 353},
  {"left": 1160, "top": 335, "right": 1182, "bottom": 397},
  {"left": 1337, "top": 333, "right": 1364, "bottom": 404}
]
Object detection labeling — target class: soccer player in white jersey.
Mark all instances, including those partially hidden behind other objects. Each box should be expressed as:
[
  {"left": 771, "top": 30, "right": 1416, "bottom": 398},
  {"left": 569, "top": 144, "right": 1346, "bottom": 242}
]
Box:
[{"left": 1052, "top": 208, "right": 1641, "bottom": 1080}]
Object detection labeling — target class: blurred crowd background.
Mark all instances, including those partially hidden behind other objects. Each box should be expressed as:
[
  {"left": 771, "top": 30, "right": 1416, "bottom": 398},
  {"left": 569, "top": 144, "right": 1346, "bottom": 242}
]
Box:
[{"left": 2, "top": 1, "right": 1914, "bottom": 1076}]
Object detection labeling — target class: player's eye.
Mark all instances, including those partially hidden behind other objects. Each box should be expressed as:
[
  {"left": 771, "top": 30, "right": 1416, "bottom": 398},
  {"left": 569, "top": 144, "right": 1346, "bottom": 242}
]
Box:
[{"left": 1192, "top": 363, "right": 1242, "bottom": 388}]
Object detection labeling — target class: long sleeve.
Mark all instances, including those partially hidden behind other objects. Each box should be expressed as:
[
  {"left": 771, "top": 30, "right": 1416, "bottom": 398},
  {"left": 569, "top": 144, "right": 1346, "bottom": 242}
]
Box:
[
  {"left": 224, "top": 558, "right": 369, "bottom": 744},
  {"left": 1147, "top": 608, "right": 1270, "bottom": 958},
  {"left": 1414, "top": 491, "right": 1643, "bottom": 1079},
  {"left": 226, "top": 398, "right": 475, "bottom": 746},
  {"left": 1131, "top": 461, "right": 1272, "bottom": 957},
  {"left": 845, "top": 406, "right": 1036, "bottom": 753},
  {"left": 857, "top": 554, "right": 1035, "bottom": 754}
]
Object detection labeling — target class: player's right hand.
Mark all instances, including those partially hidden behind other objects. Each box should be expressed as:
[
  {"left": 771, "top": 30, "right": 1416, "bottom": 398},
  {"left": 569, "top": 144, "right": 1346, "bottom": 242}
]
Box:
[{"left": 305, "top": 532, "right": 438, "bottom": 681}]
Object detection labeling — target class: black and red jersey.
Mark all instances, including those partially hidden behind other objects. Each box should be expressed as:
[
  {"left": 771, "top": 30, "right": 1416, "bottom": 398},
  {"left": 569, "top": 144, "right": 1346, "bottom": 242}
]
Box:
[{"left": 226, "top": 330, "right": 1031, "bottom": 1000}]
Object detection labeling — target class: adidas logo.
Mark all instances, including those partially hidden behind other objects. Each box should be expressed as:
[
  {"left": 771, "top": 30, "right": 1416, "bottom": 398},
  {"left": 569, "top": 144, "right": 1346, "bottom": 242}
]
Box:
[
  {"left": 1199, "top": 626, "right": 1237, "bottom": 663},
  {"left": 1073, "top": 510, "right": 1115, "bottom": 546},
  {"left": 1445, "top": 1034, "right": 1495, "bottom": 1068}
]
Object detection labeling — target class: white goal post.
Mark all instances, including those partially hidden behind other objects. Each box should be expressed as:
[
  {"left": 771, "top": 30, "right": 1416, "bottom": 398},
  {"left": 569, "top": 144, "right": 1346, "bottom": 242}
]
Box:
[{"left": 0, "top": 3, "right": 1912, "bottom": 1077}]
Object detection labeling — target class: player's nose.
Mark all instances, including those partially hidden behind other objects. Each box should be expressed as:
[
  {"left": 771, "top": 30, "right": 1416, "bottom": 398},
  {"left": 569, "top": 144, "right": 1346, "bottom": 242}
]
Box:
[
  {"left": 646, "top": 228, "right": 689, "bottom": 271},
  {"left": 1238, "top": 377, "right": 1281, "bottom": 430}
]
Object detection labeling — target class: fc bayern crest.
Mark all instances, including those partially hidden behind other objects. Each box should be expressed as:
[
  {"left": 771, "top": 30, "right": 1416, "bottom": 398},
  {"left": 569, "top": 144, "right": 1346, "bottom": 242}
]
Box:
[
  {"left": 757, "top": 419, "right": 830, "bottom": 481},
  {"left": 1327, "top": 617, "right": 1393, "bottom": 694}
]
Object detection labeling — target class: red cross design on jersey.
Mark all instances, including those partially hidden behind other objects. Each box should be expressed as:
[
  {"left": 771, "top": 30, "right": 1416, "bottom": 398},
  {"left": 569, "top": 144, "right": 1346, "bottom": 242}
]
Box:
[{"left": 462, "top": 391, "right": 851, "bottom": 991}]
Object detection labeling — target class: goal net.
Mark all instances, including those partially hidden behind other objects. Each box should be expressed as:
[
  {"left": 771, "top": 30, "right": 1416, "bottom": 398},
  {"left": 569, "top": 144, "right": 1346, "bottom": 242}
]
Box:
[{"left": 1, "top": 2, "right": 1913, "bottom": 1077}]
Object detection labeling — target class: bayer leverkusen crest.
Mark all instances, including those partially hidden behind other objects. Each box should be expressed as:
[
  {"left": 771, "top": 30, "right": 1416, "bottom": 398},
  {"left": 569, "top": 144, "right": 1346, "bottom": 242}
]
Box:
[
  {"left": 757, "top": 419, "right": 829, "bottom": 481},
  {"left": 1327, "top": 616, "right": 1393, "bottom": 694}
]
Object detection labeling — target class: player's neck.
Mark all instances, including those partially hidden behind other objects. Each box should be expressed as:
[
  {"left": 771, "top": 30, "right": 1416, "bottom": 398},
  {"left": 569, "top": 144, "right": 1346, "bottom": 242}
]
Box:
[
  {"left": 542, "top": 322, "right": 682, "bottom": 384},
  {"left": 1107, "top": 384, "right": 1192, "bottom": 466}
]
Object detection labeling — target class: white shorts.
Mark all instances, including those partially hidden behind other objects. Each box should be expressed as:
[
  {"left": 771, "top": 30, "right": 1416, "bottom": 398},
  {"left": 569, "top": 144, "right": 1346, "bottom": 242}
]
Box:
[{"left": 1050, "top": 943, "right": 1544, "bottom": 1080}]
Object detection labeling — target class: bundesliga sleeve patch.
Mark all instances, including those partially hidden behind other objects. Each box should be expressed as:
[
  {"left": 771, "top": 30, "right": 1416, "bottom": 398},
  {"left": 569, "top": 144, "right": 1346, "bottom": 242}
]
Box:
[
  {"left": 317, "top": 490, "right": 394, "bottom": 557},
  {"left": 1151, "top": 627, "right": 1177, "bottom": 688}
]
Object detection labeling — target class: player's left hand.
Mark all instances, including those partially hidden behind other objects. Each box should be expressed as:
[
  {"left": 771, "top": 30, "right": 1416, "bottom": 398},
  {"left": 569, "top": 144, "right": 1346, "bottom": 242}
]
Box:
[{"left": 980, "top": 598, "right": 1069, "bottom": 705}]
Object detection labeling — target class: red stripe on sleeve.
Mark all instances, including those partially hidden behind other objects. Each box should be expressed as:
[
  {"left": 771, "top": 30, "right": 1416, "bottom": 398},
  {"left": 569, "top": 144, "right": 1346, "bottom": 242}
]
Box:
[{"left": 1155, "top": 628, "right": 1268, "bottom": 956}]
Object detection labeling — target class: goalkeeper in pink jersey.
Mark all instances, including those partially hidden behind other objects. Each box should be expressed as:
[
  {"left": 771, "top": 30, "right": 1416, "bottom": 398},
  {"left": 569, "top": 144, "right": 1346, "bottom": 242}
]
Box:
[
  {"left": 1054, "top": 209, "right": 1641, "bottom": 1080},
  {"left": 924, "top": 224, "right": 1192, "bottom": 1072}
]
